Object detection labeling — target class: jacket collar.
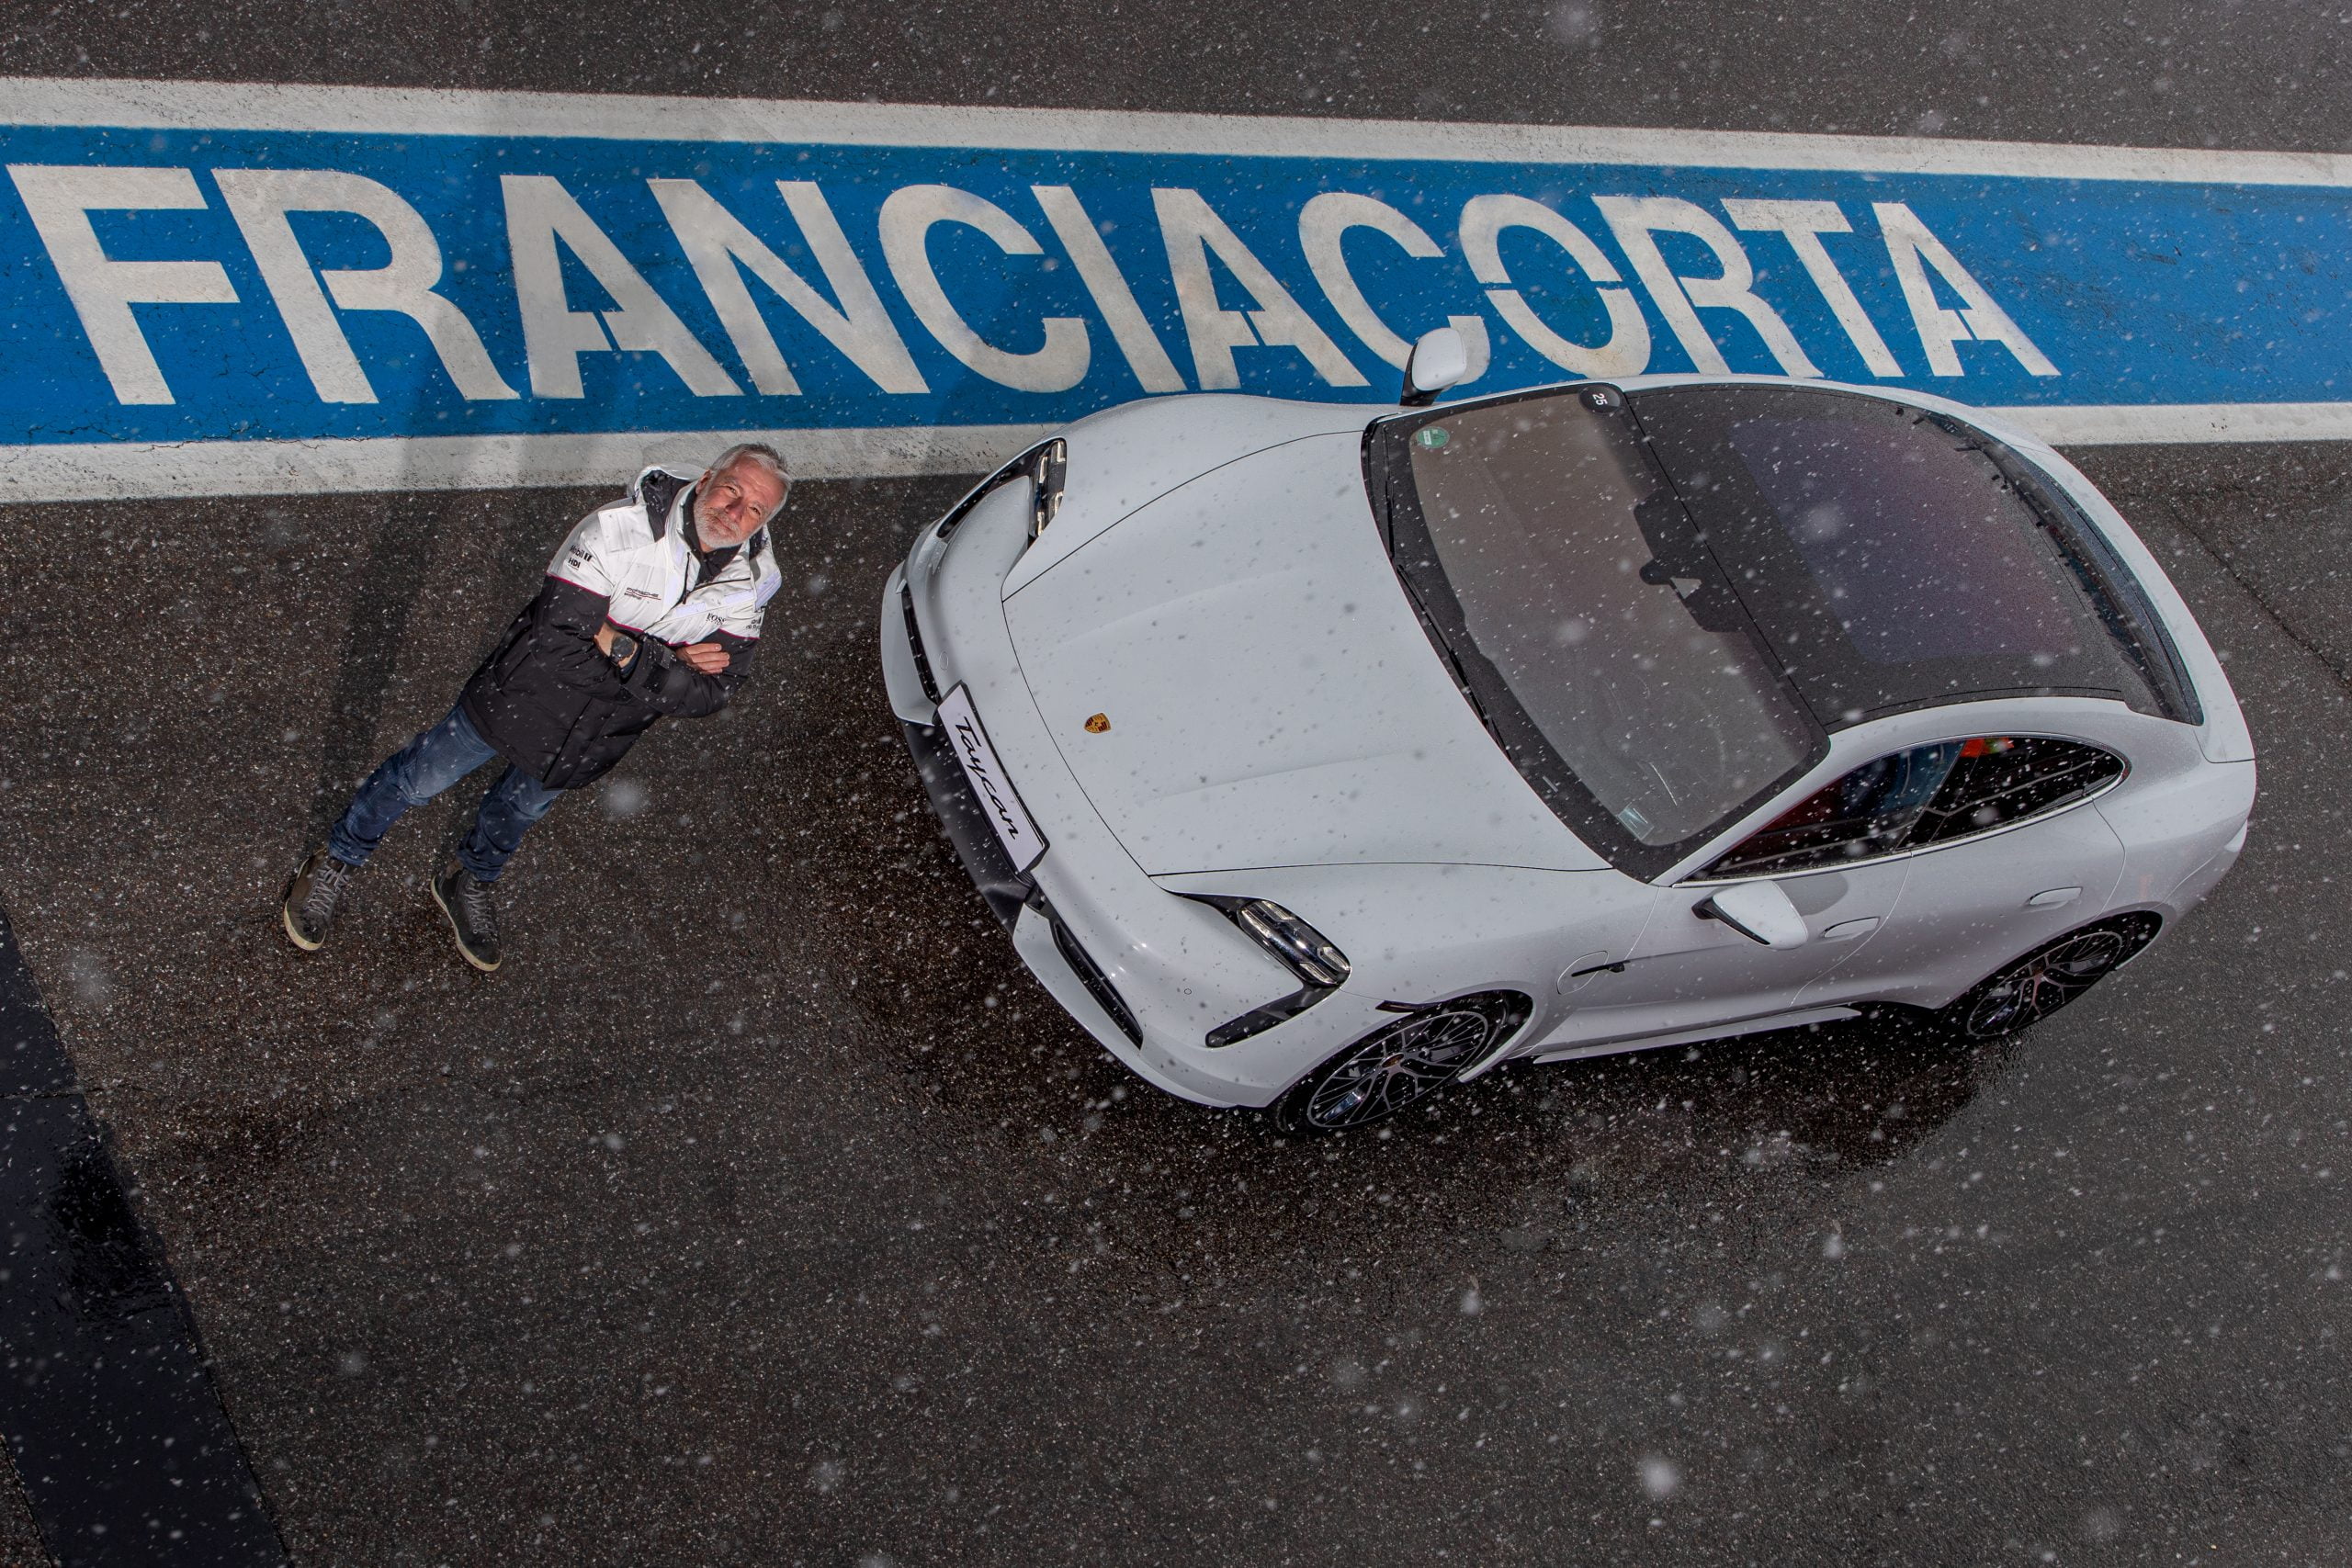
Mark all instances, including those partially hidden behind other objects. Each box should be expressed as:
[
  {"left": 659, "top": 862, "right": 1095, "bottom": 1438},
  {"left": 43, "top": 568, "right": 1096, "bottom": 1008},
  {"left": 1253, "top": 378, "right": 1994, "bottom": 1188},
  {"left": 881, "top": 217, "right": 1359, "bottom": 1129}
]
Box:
[
  {"left": 635, "top": 467, "right": 695, "bottom": 541},
  {"left": 635, "top": 466, "right": 765, "bottom": 579}
]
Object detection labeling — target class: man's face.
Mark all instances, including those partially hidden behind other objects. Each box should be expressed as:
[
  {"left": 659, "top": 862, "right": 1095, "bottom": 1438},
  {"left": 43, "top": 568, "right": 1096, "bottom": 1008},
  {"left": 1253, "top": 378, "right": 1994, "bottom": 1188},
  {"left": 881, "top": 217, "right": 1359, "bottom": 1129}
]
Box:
[{"left": 694, "top": 459, "right": 786, "bottom": 548}]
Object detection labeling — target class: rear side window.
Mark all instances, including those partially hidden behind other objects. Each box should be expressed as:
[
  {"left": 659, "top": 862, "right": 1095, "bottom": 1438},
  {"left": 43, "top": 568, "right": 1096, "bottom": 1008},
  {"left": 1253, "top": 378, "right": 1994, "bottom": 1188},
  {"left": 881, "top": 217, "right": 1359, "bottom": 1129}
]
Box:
[{"left": 1703, "top": 736, "right": 2125, "bottom": 878}]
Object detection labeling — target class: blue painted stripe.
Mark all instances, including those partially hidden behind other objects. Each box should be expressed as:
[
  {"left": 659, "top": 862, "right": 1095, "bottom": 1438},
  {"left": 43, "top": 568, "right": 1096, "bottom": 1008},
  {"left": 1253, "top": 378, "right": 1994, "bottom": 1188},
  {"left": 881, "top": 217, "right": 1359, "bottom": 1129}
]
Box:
[{"left": 2, "top": 81, "right": 2347, "bottom": 491}]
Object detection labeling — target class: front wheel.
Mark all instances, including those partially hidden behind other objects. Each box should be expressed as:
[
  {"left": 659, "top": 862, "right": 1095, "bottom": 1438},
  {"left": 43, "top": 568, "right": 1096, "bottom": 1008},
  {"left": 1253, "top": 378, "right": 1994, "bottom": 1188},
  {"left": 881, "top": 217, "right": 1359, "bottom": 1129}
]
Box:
[
  {"left": 1944, "top": 915, "right": 2160, "bottom": 1041},
  {"left": 1270, "top": 992, "right": 1529, "bottom": 1136}
]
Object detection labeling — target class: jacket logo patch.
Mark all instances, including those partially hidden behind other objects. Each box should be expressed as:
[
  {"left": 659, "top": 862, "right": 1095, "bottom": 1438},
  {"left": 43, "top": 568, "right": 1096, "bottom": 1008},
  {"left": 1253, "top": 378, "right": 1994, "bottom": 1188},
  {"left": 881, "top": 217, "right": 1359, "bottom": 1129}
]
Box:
[{"left": 620, "top": 586, "right": 662, "bottom": 600}]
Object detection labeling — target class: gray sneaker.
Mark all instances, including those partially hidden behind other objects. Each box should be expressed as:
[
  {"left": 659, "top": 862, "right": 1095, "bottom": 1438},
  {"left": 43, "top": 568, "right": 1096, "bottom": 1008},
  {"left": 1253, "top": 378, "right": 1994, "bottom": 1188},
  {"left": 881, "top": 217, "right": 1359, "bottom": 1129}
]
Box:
[
  {"left": 429, "top": 860, "right": 502, "bottom": 973},
  {"left": 283, "top": 849, "right": 360, "bottom": 952}
]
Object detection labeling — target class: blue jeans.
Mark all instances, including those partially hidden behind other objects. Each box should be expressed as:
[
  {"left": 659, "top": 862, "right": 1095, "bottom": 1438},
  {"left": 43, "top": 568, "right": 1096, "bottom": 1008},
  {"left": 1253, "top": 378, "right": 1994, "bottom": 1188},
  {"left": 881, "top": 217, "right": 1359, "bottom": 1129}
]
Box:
[{"left": 328, "top": 705, "right": 562, "bottom": 883}]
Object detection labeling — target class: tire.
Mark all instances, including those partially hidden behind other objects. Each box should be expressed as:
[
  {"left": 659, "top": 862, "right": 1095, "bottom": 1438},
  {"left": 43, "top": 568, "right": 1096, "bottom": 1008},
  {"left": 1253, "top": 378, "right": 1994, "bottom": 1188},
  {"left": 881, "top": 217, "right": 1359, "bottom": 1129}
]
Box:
[
  {"left": 1270, "top": 992, "right": 1530, "bottom": 1136},
  {"left": 1943, "top": 914, "right": 2161, "bottom": 1041}
]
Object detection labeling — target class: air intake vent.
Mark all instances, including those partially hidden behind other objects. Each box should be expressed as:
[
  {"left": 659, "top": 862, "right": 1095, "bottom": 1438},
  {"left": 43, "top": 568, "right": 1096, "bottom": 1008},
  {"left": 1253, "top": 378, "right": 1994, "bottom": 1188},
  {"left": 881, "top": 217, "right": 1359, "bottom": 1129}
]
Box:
[
  {"left": 1047, "top": 912, "right": 1142, "bottom": 1045},
  {"left": 899, "top": 582, "right": 942, "bottom": 706}
]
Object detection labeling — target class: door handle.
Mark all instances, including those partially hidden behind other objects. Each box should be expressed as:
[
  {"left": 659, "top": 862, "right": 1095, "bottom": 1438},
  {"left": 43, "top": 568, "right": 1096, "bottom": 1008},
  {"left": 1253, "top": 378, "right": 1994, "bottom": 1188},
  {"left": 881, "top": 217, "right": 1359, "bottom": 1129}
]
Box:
[
  {"left": 2026, "top": 886, "right": 2083, "bottom": 909},
  {"left": 1558, "top": 952, "right": 1624, "bottom": 992}
]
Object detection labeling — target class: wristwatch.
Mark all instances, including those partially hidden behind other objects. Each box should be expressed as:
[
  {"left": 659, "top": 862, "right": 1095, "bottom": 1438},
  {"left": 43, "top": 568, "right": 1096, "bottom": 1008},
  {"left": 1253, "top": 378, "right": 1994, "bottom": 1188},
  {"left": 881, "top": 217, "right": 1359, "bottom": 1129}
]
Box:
[{"left": 607, "top": 631, "right": 639, "bottom": 670}]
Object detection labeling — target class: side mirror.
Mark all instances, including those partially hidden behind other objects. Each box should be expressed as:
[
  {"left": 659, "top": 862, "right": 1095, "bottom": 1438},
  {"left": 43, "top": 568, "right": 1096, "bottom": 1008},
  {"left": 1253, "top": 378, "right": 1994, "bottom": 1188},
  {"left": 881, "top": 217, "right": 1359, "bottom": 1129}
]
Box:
[
  {"left": 1696, "top": 881, "right": 1809, "bottom": 950},
  {"left": 1400, "top": 326, "right": 1470, "bottom": 407}
]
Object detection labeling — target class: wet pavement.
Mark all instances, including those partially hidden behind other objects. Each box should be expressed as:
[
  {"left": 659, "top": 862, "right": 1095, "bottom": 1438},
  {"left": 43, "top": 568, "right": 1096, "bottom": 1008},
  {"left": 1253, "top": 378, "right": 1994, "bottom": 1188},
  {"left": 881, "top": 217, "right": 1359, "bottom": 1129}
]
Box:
[
  {"left": 4, "top": 4, "right": 2351, "bottom": 1563},
  {"left": 9, "top": 0, "right": 2352, "bottom": 154},
  {"left": 0, "top": 909, "right": 285, "bottom": 1567},
  {"left": 0, "top": 452, "right": 2341, "bottom": 1563}
]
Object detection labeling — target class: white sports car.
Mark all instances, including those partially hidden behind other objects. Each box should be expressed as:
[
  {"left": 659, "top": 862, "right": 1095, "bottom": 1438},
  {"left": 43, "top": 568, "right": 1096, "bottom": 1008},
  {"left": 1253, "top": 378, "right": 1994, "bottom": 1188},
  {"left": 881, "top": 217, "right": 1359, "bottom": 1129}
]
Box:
[{"left": 881, "top": 347, "right": 2255, "bottom": 1134}]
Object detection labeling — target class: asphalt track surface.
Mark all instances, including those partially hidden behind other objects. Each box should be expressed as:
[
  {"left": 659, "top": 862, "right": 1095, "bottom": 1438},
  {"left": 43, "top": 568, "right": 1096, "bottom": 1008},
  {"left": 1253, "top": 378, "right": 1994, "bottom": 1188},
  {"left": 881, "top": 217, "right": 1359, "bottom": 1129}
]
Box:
[{"left": 2, "top": 4, "right": 2350, "bottom": 1564}]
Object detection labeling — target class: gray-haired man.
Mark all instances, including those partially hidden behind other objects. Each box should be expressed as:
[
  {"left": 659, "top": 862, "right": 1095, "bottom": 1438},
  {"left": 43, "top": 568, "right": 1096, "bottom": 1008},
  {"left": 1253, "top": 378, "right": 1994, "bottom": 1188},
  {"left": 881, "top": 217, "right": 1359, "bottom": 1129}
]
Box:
[{"left": 284, "top": 444, "right": 788, "bottom": 970}]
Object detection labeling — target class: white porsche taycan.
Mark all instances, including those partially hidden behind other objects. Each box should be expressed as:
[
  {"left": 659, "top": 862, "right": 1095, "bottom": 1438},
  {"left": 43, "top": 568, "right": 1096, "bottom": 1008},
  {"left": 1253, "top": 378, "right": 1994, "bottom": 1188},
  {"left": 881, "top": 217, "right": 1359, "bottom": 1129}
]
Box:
[{"left": 881, "top": 347, "right": 2255, "bottom": 1134}]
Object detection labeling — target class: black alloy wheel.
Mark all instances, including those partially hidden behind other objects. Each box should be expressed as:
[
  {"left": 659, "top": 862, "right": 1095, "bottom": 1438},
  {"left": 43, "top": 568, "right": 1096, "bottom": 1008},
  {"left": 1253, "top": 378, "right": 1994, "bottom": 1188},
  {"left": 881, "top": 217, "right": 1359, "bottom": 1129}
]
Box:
[
  {"left": 1271, "top": 993, "right": 1529, "bottom": 1136},
  {"left": 1948, "top": 915, "right": 2160, "bottom": 1041}
]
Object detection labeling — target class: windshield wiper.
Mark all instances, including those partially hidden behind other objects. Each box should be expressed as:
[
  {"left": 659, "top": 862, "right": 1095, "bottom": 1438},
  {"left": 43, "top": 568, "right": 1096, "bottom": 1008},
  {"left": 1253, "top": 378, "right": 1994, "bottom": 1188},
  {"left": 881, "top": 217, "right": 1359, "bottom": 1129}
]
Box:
[
  {"left": 1381, "top": 517, "right": 1505, "bottom": 744},
  {"left": 1438, "top": 637, "right": 1498, "bottom": 735},
  {"left": 1393, "top": 566, "right": 1501, "bottom": 740}
]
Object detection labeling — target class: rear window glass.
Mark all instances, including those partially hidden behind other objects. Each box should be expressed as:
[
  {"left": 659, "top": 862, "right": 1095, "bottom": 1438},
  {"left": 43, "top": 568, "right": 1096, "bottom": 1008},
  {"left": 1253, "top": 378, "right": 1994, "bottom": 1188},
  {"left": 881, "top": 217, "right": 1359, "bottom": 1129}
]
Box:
[
  {"left": 1726, "top": 416, "right": 2086, "bottom": 667},
  {"left": 1632, "top": 387, "right": 2194, "bottom": 726}
]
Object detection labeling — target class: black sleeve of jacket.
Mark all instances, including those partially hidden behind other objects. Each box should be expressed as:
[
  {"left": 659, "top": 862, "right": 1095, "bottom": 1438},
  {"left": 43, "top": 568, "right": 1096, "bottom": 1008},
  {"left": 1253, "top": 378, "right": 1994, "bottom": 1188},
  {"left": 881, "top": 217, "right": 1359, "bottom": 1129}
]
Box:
[
  {"left": 617, "top": 627, "right": 759, "bottom": 718},
  {"left": 534, "top": 577, "right": 630, "bottom": 699}
]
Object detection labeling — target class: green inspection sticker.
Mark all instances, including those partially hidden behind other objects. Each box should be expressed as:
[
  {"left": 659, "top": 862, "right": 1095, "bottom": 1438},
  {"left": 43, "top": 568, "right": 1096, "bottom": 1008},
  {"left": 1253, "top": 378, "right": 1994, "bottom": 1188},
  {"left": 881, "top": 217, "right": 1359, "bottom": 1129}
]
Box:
[{"left": 1415, "top": 426, "right": 1450, "bottom": 449}]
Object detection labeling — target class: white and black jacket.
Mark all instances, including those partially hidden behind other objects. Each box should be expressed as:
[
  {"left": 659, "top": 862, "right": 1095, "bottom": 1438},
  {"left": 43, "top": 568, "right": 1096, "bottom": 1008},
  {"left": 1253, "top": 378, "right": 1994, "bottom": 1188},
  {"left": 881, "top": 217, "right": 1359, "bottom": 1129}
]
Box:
[{"left": 460, "top": 467, "right": 781, "bottom": 789}]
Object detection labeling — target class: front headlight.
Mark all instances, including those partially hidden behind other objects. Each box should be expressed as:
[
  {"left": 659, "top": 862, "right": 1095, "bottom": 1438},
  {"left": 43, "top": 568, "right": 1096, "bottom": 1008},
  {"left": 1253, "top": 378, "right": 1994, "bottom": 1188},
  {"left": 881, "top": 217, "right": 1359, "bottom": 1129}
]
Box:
[
  {"left": 933, "top": 436, "right": 1066, "bottom": 545},
  {"left": 1024, "top": 437, "right": 1068, "bottom": 540},
  {"left": 1182, "top": 897, "right": 1351, "bottom": 1048},
  {"left": 1215, "top": 898, "right": 1351, "bottom": 987}
]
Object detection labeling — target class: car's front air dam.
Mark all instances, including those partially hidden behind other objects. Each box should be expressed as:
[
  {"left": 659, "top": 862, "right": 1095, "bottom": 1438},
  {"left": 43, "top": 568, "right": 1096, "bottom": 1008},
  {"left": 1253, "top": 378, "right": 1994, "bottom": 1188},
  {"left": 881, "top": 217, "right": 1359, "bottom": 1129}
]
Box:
[{"left": 899, "top": 715, "right": 1030, "bottom": 931}]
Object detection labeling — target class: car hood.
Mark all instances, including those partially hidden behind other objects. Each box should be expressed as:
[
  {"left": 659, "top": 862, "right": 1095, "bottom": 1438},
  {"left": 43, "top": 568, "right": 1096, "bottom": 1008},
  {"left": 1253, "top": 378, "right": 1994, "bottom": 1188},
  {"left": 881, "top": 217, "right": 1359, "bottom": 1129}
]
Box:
[{"left": 1001, "top": 432, "right": 1608, "bottom": 876}]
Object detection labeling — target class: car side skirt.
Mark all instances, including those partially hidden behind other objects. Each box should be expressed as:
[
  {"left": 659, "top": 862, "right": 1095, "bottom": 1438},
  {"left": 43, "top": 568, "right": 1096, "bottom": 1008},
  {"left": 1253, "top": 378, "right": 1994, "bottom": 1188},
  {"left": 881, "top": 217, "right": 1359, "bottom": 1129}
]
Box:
[{"left": 1529, "top": 1005, "right": 1862, "bottom": 1066}]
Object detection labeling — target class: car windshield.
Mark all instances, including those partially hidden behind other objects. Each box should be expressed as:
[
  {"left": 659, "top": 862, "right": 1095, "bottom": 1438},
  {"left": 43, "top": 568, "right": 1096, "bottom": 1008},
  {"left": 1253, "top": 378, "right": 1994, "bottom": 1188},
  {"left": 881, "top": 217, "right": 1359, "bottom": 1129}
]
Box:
[{"left": 1378, "top": 389, "right": 1824, "bottom": 877}]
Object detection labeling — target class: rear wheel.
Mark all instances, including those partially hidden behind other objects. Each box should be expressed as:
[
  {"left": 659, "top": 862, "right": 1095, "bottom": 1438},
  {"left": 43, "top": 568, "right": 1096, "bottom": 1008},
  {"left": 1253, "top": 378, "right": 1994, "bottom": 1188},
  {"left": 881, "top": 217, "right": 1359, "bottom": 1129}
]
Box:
[
  {"left": 1944, "top": 915, "right": 2160, "bottom": 1040},
  {"left": 1270, "top": 993, "right": 1529, "bottom": 1136}
]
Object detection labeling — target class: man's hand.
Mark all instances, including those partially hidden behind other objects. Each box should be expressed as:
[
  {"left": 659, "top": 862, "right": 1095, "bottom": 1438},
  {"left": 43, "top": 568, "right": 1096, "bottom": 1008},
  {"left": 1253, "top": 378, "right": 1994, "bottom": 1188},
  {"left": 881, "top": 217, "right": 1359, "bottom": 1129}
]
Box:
[{"left": 596, "top": 620, "right": 724, "bottom": 673}]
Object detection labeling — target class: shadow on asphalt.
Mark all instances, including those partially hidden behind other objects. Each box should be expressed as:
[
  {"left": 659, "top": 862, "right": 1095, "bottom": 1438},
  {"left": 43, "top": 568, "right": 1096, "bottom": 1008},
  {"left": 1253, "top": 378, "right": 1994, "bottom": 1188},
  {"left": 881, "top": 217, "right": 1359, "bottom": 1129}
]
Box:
[{"left": 844, "top": 777, "right": 2014, "bottom": 1246}]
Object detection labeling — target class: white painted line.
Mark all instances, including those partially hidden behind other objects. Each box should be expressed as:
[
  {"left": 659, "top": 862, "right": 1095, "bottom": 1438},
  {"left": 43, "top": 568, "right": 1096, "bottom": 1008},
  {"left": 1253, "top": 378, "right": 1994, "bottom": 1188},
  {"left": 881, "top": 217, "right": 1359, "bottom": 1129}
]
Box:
[
  {"left": 6, "top": 75, "right": 2352, "bottom": 187},
  {"left": 2, "top": 403, "right": 2344, "bottom": 504},
  {"left": 0, "top": 425, "right": 1058, "bottom": 504},
  {"left": 1993, "top": 402, "right": 2352, "bottom": 446}
]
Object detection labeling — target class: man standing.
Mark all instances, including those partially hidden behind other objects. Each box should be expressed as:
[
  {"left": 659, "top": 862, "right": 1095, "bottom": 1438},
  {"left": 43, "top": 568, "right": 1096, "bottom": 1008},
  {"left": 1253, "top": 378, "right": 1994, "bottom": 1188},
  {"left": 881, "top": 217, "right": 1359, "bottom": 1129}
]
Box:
[{"left": 283, "top": 444, "right": 788, "bottom": 971}]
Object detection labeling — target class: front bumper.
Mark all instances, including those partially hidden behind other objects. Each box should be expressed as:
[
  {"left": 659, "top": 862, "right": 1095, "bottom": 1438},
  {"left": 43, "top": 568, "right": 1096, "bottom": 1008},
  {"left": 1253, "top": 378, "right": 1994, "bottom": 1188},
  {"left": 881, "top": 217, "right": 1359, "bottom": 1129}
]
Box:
[
  {"left": 899, "top": 711, "right": 1142, "bottom": 1042},
  {"left": 880, "top": 488, "right": 1389, "bottom": 1109}
]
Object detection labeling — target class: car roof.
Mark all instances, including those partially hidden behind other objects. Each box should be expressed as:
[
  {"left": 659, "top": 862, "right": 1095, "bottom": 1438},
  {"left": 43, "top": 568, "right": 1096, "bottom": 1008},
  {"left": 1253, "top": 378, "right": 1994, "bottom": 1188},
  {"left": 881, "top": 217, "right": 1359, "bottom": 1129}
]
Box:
[{"left": 1623, "top": 382, "right": 2199, "bottom": 729}]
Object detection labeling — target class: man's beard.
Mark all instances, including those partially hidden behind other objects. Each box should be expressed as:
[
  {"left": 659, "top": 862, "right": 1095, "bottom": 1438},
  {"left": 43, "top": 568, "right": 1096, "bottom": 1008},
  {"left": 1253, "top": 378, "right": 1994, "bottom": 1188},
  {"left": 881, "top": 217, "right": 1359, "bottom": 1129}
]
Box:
[{"left": 691, "top": 488, "right": 733, "bottom": 546}]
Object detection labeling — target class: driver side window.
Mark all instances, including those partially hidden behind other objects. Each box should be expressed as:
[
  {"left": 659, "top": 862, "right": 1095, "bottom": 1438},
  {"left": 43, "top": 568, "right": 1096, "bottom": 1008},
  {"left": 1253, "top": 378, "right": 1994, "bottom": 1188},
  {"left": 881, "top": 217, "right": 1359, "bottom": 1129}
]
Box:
[{"left": 1703, "top": 736, "right": 2125, "bottom": 878}]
